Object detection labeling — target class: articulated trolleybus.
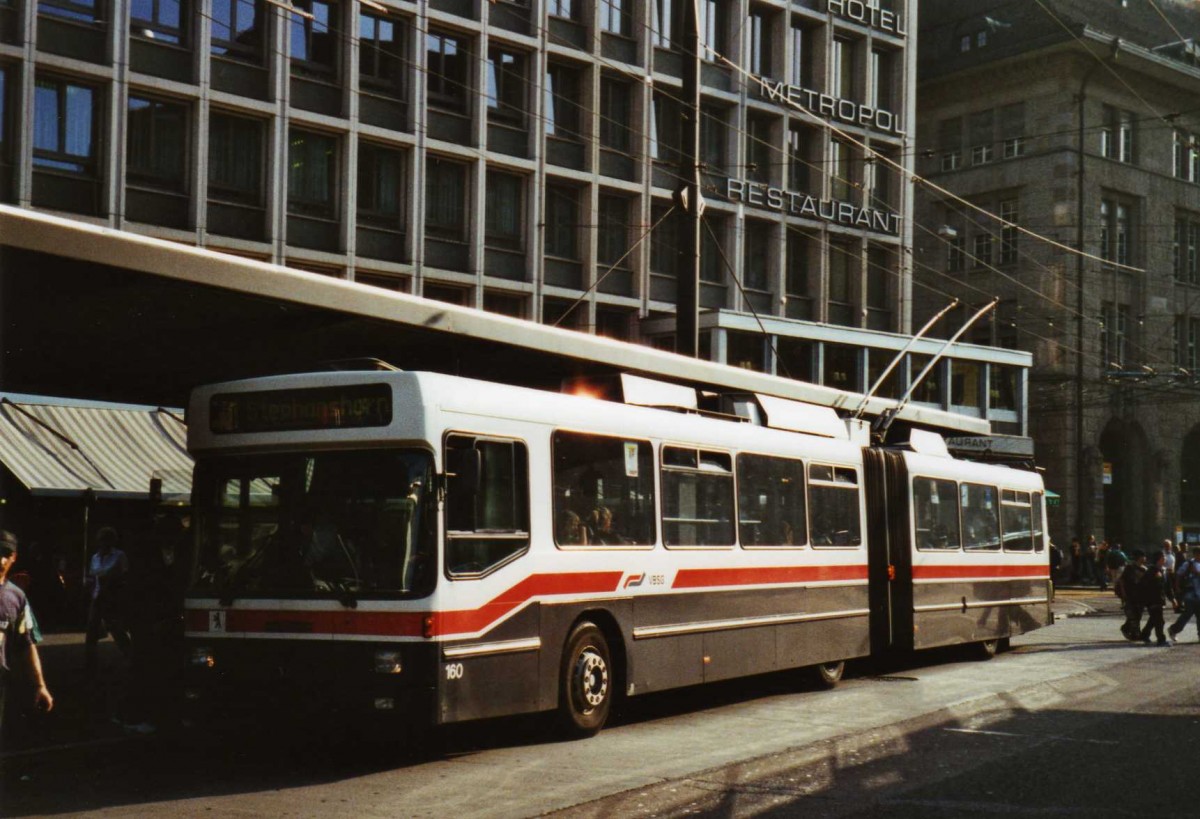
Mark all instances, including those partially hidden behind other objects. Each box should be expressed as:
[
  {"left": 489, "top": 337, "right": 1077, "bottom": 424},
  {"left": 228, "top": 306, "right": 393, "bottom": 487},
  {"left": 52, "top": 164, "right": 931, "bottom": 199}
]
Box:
[{"left": 183, "top": 369, "right": 1051, "bottom": 737}]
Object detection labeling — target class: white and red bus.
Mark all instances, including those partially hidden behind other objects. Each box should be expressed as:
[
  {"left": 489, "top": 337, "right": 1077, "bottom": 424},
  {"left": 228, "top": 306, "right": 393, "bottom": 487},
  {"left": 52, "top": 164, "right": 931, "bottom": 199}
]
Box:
[{"left": 183, "top": 370, "right": 1050, "bottom": 736}]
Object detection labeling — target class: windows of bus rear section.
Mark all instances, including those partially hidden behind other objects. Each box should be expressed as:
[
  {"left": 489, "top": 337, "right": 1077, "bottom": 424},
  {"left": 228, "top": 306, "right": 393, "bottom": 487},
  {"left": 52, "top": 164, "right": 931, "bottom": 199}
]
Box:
[
  {"left": 1001, "top": 489, "right": 1035, "bottom": 551},
  {"left": 807, "top": 464, "right": 862, "bottom": 547},
  {"left": 551, "top": 432, "right": 656, "bottom": 547},
  {"left": 913, "top": 477, "right": 962, "bottom": 550},
  {"left": 1032, "top": 492, "right": 1045, "bottom": 551},
  {"left": 961, "top": 483, "right": 1002, "bottom": 551},
  {"left": 661, "top": 446, "right": 735, "bottom": 547},
  {"left": 737, "top": 454, "right": 808, "bottom": 547},
  {"left": 444, "top": 434, "right": 530, "bottom": 576}
]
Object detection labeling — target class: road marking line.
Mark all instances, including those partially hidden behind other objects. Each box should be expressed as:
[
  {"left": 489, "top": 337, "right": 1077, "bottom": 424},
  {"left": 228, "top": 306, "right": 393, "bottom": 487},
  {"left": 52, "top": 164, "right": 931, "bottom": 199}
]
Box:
[{"left": 944, "top": 727, "right": 1117, "bottom": 745}]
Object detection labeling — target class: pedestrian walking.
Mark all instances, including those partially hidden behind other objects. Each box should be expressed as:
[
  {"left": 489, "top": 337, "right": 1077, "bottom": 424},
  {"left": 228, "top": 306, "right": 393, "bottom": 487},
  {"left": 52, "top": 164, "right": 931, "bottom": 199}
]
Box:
[
  {"left": 1137, "top": 552, "right": 1170, "bottom": 645},
  {"left": 85, "top": 526, "right": 132, "bottom": 672},
  {"left": 1095, "top": 540, "right": 1110, "bottom": 590},
  {"left": 1115, "top": 550, "right": 1147, "bottom": 640},
  {"left": 1081, "top": 535, "right": 1098, "bottom": 584},
  {"left": 1168, "top": 545, "right": 1200, "bottom": 642},
  {"left": 1160, "top": 540, "right": 1177, "bottom": 610},
  {"left": 0, "top": 530, "right": 54, "bottom": 735},
  {"left": 1069, "top": 537, "right": 1082, "bottom": 583},
  {"left": 1106, "top": 542, "right": 1129, "bottom": 590}
]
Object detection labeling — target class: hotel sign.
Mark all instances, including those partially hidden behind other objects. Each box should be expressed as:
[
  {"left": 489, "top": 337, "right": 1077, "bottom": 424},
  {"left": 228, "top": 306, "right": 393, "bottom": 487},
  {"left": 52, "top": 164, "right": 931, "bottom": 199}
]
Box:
[
  {"left": 755, "top": 80, "right": 906, "bottom": 137},
  {"left": 827, "top": 0, "right": 907, "bottom": 36},
  {"left": 725, "top": 178, "right": 901, "bottom": 235}
]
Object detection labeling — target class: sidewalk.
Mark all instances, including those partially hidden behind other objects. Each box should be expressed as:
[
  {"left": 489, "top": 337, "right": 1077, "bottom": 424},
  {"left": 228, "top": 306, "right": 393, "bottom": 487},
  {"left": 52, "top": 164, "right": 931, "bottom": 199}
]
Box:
[{"left": 1, "top": 633, "right": 163, "bottom": 759}]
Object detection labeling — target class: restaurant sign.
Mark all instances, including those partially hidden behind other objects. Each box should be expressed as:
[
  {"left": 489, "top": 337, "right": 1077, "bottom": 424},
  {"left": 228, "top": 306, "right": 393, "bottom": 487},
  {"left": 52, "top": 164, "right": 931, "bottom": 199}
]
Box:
[{"left": 725, "top": 178, "right": 901, "bottom": 235}]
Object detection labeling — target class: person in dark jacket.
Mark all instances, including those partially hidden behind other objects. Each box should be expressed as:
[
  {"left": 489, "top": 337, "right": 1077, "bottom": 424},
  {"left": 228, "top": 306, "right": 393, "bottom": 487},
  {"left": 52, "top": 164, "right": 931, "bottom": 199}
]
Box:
[
  {"left": 1137, "top": 551, "right": 1170, "bottom": 645},
  {"left": 1115, "top": 550, "right": 1147, "bottom": 640}
]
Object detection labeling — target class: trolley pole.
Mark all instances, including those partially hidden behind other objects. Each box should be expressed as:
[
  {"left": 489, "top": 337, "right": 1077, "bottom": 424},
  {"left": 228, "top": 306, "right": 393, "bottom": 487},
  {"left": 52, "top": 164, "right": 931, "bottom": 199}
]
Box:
[{"left": 675, "top": 0, "right": 703, "bottom": 358}]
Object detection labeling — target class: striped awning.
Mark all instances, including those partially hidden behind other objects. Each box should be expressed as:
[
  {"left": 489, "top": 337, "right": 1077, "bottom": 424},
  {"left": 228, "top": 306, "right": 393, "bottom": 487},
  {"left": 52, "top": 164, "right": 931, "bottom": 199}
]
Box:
[{"left": 0, "top": 399, "right": 193, "bottom": 500}]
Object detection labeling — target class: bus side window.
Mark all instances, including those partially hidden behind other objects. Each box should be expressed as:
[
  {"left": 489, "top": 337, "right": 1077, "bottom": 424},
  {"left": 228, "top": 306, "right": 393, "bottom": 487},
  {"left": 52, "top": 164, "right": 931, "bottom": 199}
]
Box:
[
  {"left": 808, "top": 464, "right": 862, "bottom": 547},
  {"left": 662, "top": 447, "right": 735, "bottom": 547},
  {"left": 1001, "top": 489, "right": 1034, "bottom": 552},
  {"left": 961, "top": 483, "right": 1001, "bottom": 551},
  {"left": 737, "top": 454, "right": 807, "bottom": 548},
  {"left": 913, "top": 477, "right": 961, "bottom": 550},
  {"left": 552, "top": 432, "right": 655, "bottom": 547},
  {"left": 444, "top": 434, "right": 530, "bottom": 576},
  {"left": 1032, "top": 491, "right": 1045, "bottom": 551}
]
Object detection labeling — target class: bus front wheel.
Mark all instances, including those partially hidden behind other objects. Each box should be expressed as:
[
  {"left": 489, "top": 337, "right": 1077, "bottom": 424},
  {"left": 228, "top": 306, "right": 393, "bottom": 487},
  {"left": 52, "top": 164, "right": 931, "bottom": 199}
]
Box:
[
  {"left": 557, "top": 622, "right": 612, "bottom": 738},
  {"left": 812, "top": 661, "right": 845, "bottom": 689}
]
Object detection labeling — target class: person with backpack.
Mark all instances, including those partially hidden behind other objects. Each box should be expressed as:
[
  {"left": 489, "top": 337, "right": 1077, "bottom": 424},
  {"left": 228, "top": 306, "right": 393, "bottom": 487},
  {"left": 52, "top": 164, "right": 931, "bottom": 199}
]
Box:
[
  {"left": 1168, "top": 546, "right": 1200, "bottom": 642},
  {"left": 1137, "top": 551, "right": 1171, "bottom": 646},
  {"left": 1115, "top": 550, "right": 1146, "bottom": 641}
]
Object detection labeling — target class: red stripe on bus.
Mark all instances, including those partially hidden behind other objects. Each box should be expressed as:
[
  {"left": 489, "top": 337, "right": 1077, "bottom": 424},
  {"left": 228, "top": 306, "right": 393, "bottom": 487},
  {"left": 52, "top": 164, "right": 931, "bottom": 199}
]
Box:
[
  {"left": 672, "top": 564, "right": 868, "bottom": 589},
  {"left": 912, "top": 564, "right": 1049, "bottom": 579},
  {"left": 185, "top": 571, "right": 624, "bottom": 638}
]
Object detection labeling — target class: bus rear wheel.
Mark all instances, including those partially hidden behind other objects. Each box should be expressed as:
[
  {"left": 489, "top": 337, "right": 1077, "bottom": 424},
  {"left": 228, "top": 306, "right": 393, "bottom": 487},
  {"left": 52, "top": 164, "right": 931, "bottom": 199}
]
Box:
[
  {"left": 812, "top": 661, "right": 845, "bottom": 689},
  {"left": 557, "top": 623, "right": 612, "bottom": 738},
  {"left": 974, "top": 638, "right": 1000, "bottom": 660}
]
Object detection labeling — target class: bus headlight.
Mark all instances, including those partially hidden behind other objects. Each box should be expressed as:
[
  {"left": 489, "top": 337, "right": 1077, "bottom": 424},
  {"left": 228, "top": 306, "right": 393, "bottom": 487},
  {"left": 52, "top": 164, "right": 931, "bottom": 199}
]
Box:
[
  {"left": 190, "top": 646, "right": 215, "bottom": 668},
  {"left": 374, "top": 649, "right": 403, "bottom": 674}
]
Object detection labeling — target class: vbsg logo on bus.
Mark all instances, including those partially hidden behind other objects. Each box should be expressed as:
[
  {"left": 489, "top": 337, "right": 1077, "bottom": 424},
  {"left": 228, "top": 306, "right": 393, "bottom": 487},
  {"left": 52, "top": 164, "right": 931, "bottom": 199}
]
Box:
[{"left": 210, "top": 384, "right": 393, "bottom": 433}]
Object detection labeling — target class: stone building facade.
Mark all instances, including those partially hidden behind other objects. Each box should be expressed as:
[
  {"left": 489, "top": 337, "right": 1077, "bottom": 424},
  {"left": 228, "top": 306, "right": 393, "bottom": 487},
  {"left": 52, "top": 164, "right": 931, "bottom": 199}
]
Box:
[{"left": 914, "top": 0, "right": 1200, "bottom": 548}]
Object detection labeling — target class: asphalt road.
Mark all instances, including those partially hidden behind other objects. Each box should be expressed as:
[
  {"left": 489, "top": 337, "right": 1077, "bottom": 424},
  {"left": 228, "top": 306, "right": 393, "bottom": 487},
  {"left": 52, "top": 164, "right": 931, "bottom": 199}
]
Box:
[{"left": 3, "top": 593, "right": 1197, "bottom": 818}]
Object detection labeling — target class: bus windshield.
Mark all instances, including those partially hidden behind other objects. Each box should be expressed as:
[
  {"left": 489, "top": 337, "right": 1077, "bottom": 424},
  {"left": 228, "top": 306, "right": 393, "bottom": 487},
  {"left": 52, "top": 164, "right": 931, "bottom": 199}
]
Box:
[{"left": 191, "top": 449, "right": 436, "bottom": 600}]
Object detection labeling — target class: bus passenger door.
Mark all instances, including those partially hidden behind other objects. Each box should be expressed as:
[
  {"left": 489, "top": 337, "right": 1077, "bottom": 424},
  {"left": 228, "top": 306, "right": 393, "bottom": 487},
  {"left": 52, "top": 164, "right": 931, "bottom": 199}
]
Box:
[{"left": 863, "top": 448, "right": 914, "bottom": 655}]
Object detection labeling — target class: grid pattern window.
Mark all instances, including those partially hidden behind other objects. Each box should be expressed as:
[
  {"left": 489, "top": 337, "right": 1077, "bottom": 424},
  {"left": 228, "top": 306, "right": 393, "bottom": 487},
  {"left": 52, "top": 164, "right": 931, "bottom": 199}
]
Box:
[
  {"left": 486, "top": 47, "right": 526, "bottom": 124},
  {"left": 597, "top": 194, "right": 630, "bottom": 268},
  {"left": 969, "top": 109, "right": 994, "bottom": 165},
  {"left": 545, "top": 62, "right": 583, "bottom": 140},
  {"left": 360, "top": 11, "right": 404, "bottom": 93},
  {"left": 830, "top": 37, "right": 856, "bottom": 100},
  {"left": 424, "top": 157, "right": 468, "bottom": 241},
  {"left": 33, "top": 77, "right": 96, "bottom": 176},
  {"left": 786, "top": 229, "right": 810, "bottom": 300},
  {"left": 999, "top": 102, "right": 1025, "bottom": 159},
  {"left": 1001, "top": 490, "right": 1034, "bottom": 552},
  {"left": 700, "top": 105, "right": 727, "bottom": 174},
  {"left": 866, "top": 245, "right": 890, "bottom": 330},
  {"left": 737, "top": 454, "right": 807, "bottom": 548},
  {"left": 938, "top": 117, "right": 962, "bottom": 171},
  {"left": 545, "top": 184, "right": 580, "bottom": 260},
  {"left": 972, "top": 233, "right": 993, "bottom": 268},
  {"left": 212, "top": 0, "right": 263, "bottom": 62},
  {"left": 548, "top": 0, "right": 579, "bottom": 20},
  {"left": 698, "top": 0, "right": 725, "bottom": 62},
  {"left": 444, "top": 435, "right": 530, "bottom": 577},
  {"left": 1101, "top": 106, "right": 1134, "bottom": 162},
  {"left": 552, "top": 432, "right": 655, "bottom": 547},
  {"left": 790, "top": 21, "right": 812, "bottom": 87},
  {"left": 742, "top": 220, "right": 771, "bottom": 291},
  {"left": 650, "top": 202, "right": 678, "bottom": 275},
  {"left": 869, "top": 48, "right": 893, "bottom": 111},
  {"left": 1173, "top": 131, "right": 1199, "bottom": 181},
  {"left": 131, "top": 0, "right": 185, "bottom": 44},
  {"left": 127, "top": 96, "right": 187, "bottom": 192},
  {"left": 652, "top": 0, "right": 674, "bottom": 48},
  {"left": 599, "top": 76, "right": 632, "bottom": 153},
  {"left": 808, "top": 464, "right": 861, "bottom": 547},
  {"left": 661, "top": 447, "right": 734, "bottom": 547},
  {"left": 787, "top": 124, "right": 810, "bottom": 190},
  {"left": 651, "top": 93, "right": 681, "bottom": 163},
  {"left": 1174, "top": 215, "right": 1200, "bottom": 284},
  {"left": 427, "top": 30, "right": 468, "bottom": 113},
  {"left": 998, "top": 199, "right": 1018, "bottom": 265},
  {"left": 600, "top": 0, "right": 631, "bottom": 36},
  {"left": 946, "top": 232, "right": 965, "bottom": 272},
  {"left": 1100, "top": 301, "right": 1129, "bottom": 368},
  {"left": 208, "top": 113, "right": 263, "bottom": 205},
  {"left": 914, "top": 477, "right": 961, "bottom": 550},
  {"left": 830, "top": 139, "right": 850, "bottom": 201},
  {"left": 700, "top": 214, "right": 725, "bottom": 284},
  {"left": 39, "top": 0, "right": 101, "bottom": 23},
  {"left": 484, "top": 169, "right": 524, "bottom": 250},
  {"left": 827, "top": 241, "right": 854, "bottom": 326},
  {"left": 961, "top": 483, "right": 1001, "bottom": 550},
  {"left": 746, "top": 114, "right": 773, "bottom": 184},
  {"left": 287, "top": 130, "right": 338, "bottom": 219},
  {"left": 746, "top": 6, "right": 773, "bottom": 78},
  {"left": 357, "top": 141, "right": 405, "bottom": 228},
  {"left": 290, "top": 0, "right": 337, "bottom": 73},
  {"left": 1100, "top": 198, "right": 1134, "bottom": 266}
]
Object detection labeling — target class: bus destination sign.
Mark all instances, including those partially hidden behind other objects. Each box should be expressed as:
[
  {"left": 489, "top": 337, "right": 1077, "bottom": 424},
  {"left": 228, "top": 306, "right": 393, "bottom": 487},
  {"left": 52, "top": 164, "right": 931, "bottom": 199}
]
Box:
[{"left": 210, "top": 384, "right": 393, "bottom": 433}]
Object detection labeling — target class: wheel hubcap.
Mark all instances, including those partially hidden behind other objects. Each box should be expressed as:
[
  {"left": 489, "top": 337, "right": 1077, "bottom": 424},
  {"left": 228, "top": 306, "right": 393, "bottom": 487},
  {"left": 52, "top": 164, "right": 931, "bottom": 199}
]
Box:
[{"left": 574, "top": 648, "right": 609, "bottom": 710}]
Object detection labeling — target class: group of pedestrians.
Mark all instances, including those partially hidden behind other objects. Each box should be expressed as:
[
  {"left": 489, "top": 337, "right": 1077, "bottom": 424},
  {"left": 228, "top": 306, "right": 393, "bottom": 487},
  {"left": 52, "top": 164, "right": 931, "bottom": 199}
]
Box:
[{"left": 1114, "top": 541, "right": 1200, "bottom": 646}]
